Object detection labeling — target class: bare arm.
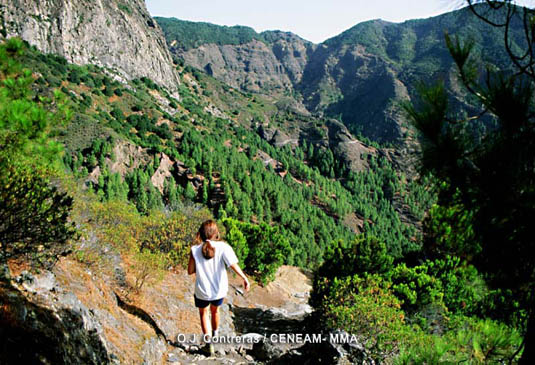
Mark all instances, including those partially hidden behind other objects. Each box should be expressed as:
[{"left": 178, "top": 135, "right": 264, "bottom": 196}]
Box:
[
  {"left": 230, "top": 263, "right": 250, "bottom": 291},
  {"left": 187, "top": 252, "right": 195, "bottom": 275}
]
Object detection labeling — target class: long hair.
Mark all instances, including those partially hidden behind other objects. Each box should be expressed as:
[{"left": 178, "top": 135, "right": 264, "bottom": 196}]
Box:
[{"left": 195, "top": 220, "right": 220, "bottom": 259}]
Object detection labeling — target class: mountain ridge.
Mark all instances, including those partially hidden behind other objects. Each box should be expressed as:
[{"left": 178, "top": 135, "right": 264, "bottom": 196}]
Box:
[{"left": 157, "top": 4, "right": 525, "bottom": 143}]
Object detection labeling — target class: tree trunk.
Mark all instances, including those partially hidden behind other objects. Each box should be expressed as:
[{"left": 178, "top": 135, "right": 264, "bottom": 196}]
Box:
[{"left": 519, "top": 310, "right": 535, "bottom": 364}]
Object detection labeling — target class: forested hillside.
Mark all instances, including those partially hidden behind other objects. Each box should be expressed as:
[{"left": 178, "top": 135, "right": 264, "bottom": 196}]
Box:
[{"left": 3, "top": 38, "right": 430, "bottom": 275}]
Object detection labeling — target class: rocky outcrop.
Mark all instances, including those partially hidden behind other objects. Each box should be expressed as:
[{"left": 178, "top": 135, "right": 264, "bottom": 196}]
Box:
[
  {"left": 0, "top": 258, "right": 171, "bottom": 364},
  {"left": 262, "top": 31, "right": 315, "bottom": 85},
  {"left": 180, "top": 39, "right": 295, "bottom": 93},
  {"left": 2, "top": 257, "right": 344, "bottom": 364},
  {"left": 299, "top": 44, "right": 411, "bottom": 143},
  {"left": 325, "top": 119, "right": 377, "bottom": 172},
  {"left": 151, "top": 153, "right": 174, "bottom": 194},
  {"left": 161, "top": 21, "right": 315, "bottom": 96},
  {"left": 109, "top": 141, "right": 151, "bottom": 177},
  {"left": 0, "top": 0, "right": 179, "bottom": 90},
  {"left": 0, "top": 271, "right": 112, "bottom": 364},
  {"left": 259, "top": 118, "right": 376, "bottom": 172}
]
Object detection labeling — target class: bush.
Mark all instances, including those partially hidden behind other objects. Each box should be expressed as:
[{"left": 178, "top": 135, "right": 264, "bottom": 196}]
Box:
[
  {"left": 386, "top": 257, "right": 487, "bottom": 315},
  {"left": 316, "top": 273, "right": 408, "bottom": 358},
  {"left": 387, "top": 262, "right": 444, "bottom": 311},
  {"left": 110, "top": 105, "right": 125, "bottom": 122},
  {"left": 426, "top": 256, "right": 487, "bottom": 315},
  {"left": 0, "top": 162, "right": 76, "bottom": 267},
  {"left": 118, "top": 3, "right": 132, "bottom": 15},
  {"left": 396, "top": 317, "right": 522, "bottom": 364},
  {"left": 103, "top": 86, "right": 114, "bottom": 97},
  {"left": 0, "top": 38, "right": 76, "bottom": 268},
  {"left": 222, "top": 218, "right": 249, "bottom": 264},
  {"left": 318, "top": 235, "right": 393, "bottom": 280},
  {"left": 131, "top": 248, "right": 167, "bottom": 292},
  {"left": 222, "top": 219, "right": 290, "bottom": 284},
  {"left": 88, "top": 200, "right": 212, "bottom": 268},
  {"left": 68, "top": 69, "right": 81, "bottom": 84},
  {"left": 140, "top": 77, "right": 159, "bottom": 90}
]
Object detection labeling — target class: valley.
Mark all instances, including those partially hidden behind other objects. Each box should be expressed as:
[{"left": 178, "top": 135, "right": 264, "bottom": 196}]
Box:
[{"left": 0, "top": 1, "right": 532, "bottom": 363}]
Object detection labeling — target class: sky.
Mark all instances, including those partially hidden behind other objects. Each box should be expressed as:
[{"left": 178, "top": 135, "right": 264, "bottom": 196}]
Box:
[{"left": 146, "top": 1, "right": 535, "bottom": 43}]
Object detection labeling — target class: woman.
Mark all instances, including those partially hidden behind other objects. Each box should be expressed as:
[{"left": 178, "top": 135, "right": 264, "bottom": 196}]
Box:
[{"left": 188, "top": 220, "right": 250, "bottom": 356}]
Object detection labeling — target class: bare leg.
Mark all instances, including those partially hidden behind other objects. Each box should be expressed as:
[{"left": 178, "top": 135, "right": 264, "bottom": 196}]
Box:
[
  {"left": 198, "top": 306, "right": 215, "bottom": 356},
  {"left": 210, "top": 304, "right": 219, "bottom": 335},
  {"left": 198, "top": 307, "right": 211, "bottom": 336}
]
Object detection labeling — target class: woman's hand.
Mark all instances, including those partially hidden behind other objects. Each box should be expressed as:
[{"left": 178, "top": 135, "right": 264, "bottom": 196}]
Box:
[{"left": 230, "top": 263, "right": 250, "bottom": 292}]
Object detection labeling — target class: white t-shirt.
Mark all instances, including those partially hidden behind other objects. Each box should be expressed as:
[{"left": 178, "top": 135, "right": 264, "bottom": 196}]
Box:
[{"left": 191, "top": 240, "right": 239, "bottom": 301}]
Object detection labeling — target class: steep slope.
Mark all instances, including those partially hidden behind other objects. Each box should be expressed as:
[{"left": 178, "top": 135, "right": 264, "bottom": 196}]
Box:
[
  {"left": 299, "top": 8, "right": 523, "bottom": 143},
  {"left": 0, "top": 0, "right": 179, "bottom": 90},
  {"left": 158, "top": 5, "right": 526, "bottom": 143},
  {"left": 1, "top": 256, "right": 320, "bottom": 363},
  {"left": 5, "top": 35, "right": 431, "bottom": 269},
  {"left": 157, "top": 17, "right": 315, "bottom": 96}
]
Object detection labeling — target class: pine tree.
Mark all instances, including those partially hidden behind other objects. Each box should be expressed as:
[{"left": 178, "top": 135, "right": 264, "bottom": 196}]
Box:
[
  {"left": 202, "top": 179, "right": 209, "bottom": 204},
  {"left": 184, "top": 182, "right": 196, "bottom": 201}
]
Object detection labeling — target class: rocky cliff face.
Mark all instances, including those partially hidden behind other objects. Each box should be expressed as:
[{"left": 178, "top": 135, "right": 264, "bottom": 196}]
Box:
[
  {"left": 0, "top": 0, "right": 179, "bottom": 90},
  {"left": 181, "top": 39, "right": 294, "bottom": 93},
  {"left": 171, "top": 28, "right": 314, "bottom": 95},
  {"left": 299, "top": 41, "right": 411, "bottom": 143}
]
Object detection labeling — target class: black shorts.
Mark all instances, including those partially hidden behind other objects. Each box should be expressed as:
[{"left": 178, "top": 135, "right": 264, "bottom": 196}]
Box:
[{"left": 194, "top": 295, "right": 224, "bottom": 308}]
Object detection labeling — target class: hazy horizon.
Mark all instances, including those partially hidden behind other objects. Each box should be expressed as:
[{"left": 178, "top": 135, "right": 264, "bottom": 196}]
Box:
[
  {"left": 145, "top": 1, "right": 535, "bottom": 44},
  {"left": 146, "top": 1, "right": 465, "bottom": 43}
]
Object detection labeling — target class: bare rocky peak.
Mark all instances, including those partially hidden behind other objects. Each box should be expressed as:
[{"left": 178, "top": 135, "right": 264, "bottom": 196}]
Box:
[
  {"left": 177, "top": 31, "right": 315, "bottom": 94},
  {"left": 266, "top": 31, "right": 316, "bottom": 84},
  {"left": 0, "top": 0, "right": 180, "bottom": 91},
  {"left": 181, "top": 39, "right": 295, "bottom": 93}
]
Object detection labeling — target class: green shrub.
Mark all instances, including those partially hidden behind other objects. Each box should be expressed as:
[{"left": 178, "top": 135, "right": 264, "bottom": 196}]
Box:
[
  {"left": 218, "top": 218, "right": 289, "bottom": 284},
  {"left": 316, "top": 273, "right": 409, "bottom": 357},
  {"left": 110, "top": 105, "right": 125, "bottom": 122},
  {"left": 118, "top": 3, "right": 132, "bottom": 15},
  {"left": 132, "top": 248, "right": 168, "bottom": 291},
  {"left": 387, "top": 262, "right": 444, "bottom": 311},
  {"left": 140, "top": 77, "right": 159, "bottom": 90},
  {"left": 222, "top": 218, "right": 249, "bottom": 264},
  {"left": 0, "top": 38, "right": 76, "bottom": 267},
  {"left": 318, "top": 235, "right": 393, "bottom": 280},
  {"left": 396, "top": 317, "right": 522, "bottom": 364},
  {"left": 68, "top": 69, "right": 81, "bottom": 84},
  {"left": 426, "top": 256, "right": 487, "bottom": 315},
  {"left": 103, "top": 86, "right": 114, "bottom": 97}
]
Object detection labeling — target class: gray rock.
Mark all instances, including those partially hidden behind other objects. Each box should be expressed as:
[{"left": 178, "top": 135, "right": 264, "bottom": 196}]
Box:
[
  {"left": 21, "top": 271, "right": 56, "bottom": 293},
  {"left": 1, "top": 0, "right": 180, "bottom": 91},
  {"left": 167, "top": 352, "right": 180, "bottom": 363},
  {"left": 1, "top": 273, "right": 111, "bottom": 364},
  {"left": 250, "top": 340, "right": 284, "bottom": 361},
  {"left": 141, "top": 336, "right": 167, "bottom": 364}
]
